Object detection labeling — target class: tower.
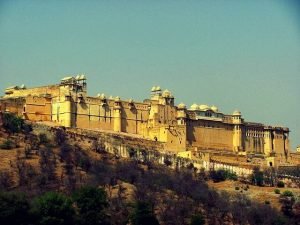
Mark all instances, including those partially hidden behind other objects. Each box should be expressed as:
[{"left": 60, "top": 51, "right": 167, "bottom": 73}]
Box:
[
  {"left": 176, "top": 103, "right": 187, "bottom": 125},
  {"left": 232, "top": 110, "right": 242, "bottom": 152},
  {"left": 62, "top": 94, "right": 72, "bottom": 127},
  {"left": 264, "top": 127, "right": 273, "bottom": 155},
  {"left": 113, "top": 96, "right": 122, "bottom": 132}
]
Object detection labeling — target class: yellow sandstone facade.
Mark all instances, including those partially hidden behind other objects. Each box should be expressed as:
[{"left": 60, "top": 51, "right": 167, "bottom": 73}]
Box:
[{"left": 0, "top": 75, "right": 290, "bottom": 158}]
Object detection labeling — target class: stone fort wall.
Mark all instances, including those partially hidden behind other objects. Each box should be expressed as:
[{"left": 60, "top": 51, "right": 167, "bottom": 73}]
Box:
[{"left": 0, "top": 76, "right": 290, "bottom": 157}]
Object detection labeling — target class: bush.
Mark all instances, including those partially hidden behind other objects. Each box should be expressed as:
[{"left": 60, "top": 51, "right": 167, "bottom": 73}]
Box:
[
  {"left": 277, "top": 181, "right": 285, "bottom": 188},
  {"left": 187, "top": 163, "right": 194, "bottom": 170},
  {"left": 0, "top": 140, "right": 15, "bottom": 150},
  {"left": 2, "top": 113, "right": 24, "bottom": 133},
  {"left": 210, "top": 169, "right": 237, "bottom": 182},
  {"left": 164, "top": 158, "right": 172, "bottom": 167},
  {"left": 0, "top": 192, "right": 31, "bottom": 225},
  {"left": 130, "top": 201, "right": 159, "bottom": 225},
  {"left": 22, "top": 123, "right": 32, "bottom": 134},
  {"left": 54, "top": 128, "right": 67, "bottom": 146},
  {"left": 274, "top": 189, "right": 280, "bottom": 194},
  {"left": 38, "top": 133, "right": 48, "bottom": 144},
  {"left": 190, "top": 213, "right": 205, "bottom": 225},
  {"left": 280, "top": 191, "right": 295, "bottom": 216},
  {"left": 0, "top": 171, "right": 13, "bottom": 190},
  {"left": 210, "top": 170, "right": 226, "bottom": 182},
  {"left": 281, "top": 190, "right": 294, "bottom": 197},
  {"left": 227, "top": 171, "right": 238, "bottom": 181},
  {"left": 251, "top": 167, "right": 264, "bottom": 186},
  {"left": 72, "top": 186, "right": 109, "bottom": 225},
  {"left": 31, "top": 192, "right": 75, "bottom": 225}
]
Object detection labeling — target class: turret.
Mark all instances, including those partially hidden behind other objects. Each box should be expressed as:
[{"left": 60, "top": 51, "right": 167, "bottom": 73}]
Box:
[
  {"left": 177, "top": 103, "right": 187, "bottom": 125},
  {"left": 264, "top": 127, "right": 273, "bottom": 155},
  {"left": 232, "top": 110, "right": 242, "bottom": 152},
  {"left": 160, "top": 89, "right": 174, "bottom": 106},
  {"left": 62, "top": 94, "right": 72, "bottom": 127},
  {"left": 113, "top": 96, "right": 122, "bottom": 132}
]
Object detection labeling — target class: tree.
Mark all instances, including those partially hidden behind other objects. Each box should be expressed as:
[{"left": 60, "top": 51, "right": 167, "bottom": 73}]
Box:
[
  {"left": 251, "top": 167, "right": 264, "bottom": 186},
  {"left": 0, "top": 192, "right": 31, "bottom": 225},
  {"left": 0, "top": 139, "right": 15, "bottom": 149},
  {"left": 72, "top": 186, "right": 109, "bottom": 225},
  {"left": 55, "top": 128, "right": 67, "bottom": 146},
  {"left": 2, "top": 113, "right": 24, "bottom": 133},
  {"left": 279, "top": 190, "right": 295, "bottom": 217},
  {"left": 59, "top": 143, "right": 73, "bottom": 164},
  {"left": 31, "top": 192, "right": 75, "bottom": 225},
  {"left": 0, "top": 171, "right": 13, "bottom": 190},
  {"left": 130, "top": 201, "right": 159, "bottom": 225},
  {"left": 38, "top": 133, "right": 49, "bottom": 144},
  {"left": 190, "top": 213, "right": 205, "bottom": 225},
  {"left": 39, "top": 147, "right": 57, "bottom": 183},
  {"left": 210, "top": 169, "right": 227, "bottom": 182}
]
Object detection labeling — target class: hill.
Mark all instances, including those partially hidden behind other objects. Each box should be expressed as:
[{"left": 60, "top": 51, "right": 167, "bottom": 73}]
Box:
[{"left": 0, "top": 113, "right": 299, "bottom": 225}]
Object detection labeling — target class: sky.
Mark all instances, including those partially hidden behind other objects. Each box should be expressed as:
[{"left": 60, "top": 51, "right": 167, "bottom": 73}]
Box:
[{"left": 0, "top": 1, "right": 299, "bottom": 150}]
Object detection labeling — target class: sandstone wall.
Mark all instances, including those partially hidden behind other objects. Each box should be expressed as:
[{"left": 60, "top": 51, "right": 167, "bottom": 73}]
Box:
[
  {"left": 72, "top": 97, "right": 150, "bottom": 135},
  {"left": 24, "top": 96, "right": 52, "bottom": 121},
  {"left": 187, "top": 120, "right": 234, "bottom": 150},
  {"left": 4, "top": 85, "right": 60, "bottom": 98}
]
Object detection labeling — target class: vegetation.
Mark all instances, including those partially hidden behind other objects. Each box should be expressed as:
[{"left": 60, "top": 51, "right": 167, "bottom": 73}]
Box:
[
  {"left": 0, "top": 139, "right": 15, "bottom": 149},
  {"left": 54, "top": 128, "right": 67, "bottom": 146},
  {"left": 281, "top": 190, "right": 294, "bottom": 198},
  {"left": 277, "top": 181, "right": 285, "bottom": 188},
  {"left": 0, "top": 187, "right": 110, "bottom": 225},
  {"left": 72, "top": 186, "right": 109, "bottom": 225},
  {"left": 38, "top": 133, "right": 49, "bottom": 144},
  {"left": 0, "top": 122, "right": 298, "bottom": 224},
  {"left": 190, "top": 213, "right": 205, "bottom": 225},
  {"left": 274, "top": 189, "right": 281, "bottom": 194},
  {"left": 278, "top": 166, "right": 300, "bottom": 178},
  {"left": 210, "top": 169, "right": 238, "bottom": 182},
  {"left": 2, "top": 113, "right": 26, "bottom": 133},
  {"left": 280, "top": 191, "right": 296, "bottom": 217},
  {"left": 130, "top": 201, "right": 159, "bottom": 225},
  {"left": 31, "top": 192, "right": 75, "bottom": 225},
  {"left": 0, "top": 192, "right": 31, "bottom": 225},
  {"left": 251, "top": 167, "right": 264, "bottom": 186}
]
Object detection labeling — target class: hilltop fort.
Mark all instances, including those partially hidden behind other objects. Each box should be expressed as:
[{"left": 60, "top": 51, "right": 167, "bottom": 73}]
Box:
[{"left": 0, "top": 75, "right": 292, "bottom": 168}]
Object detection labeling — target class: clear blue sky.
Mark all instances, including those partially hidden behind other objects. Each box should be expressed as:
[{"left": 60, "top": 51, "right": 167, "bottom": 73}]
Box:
[{"left": 0, "top": 1, "right": 299, "bottom": 150}]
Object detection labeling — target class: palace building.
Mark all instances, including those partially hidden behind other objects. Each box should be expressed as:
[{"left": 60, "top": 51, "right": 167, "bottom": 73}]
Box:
[{"left": 0, "top": 75, "right": 290, "bottom": 158}]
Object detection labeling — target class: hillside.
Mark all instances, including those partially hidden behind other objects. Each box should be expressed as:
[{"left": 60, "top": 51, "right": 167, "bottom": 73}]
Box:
[{"left": 0, "top": 115, "right": 299, "bottom": 225}]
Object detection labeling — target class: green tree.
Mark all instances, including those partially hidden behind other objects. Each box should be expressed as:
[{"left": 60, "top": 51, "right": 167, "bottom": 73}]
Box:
[
  {"left": 72, "top": 186, "right": 109, "bottom": 225},
  {"left": 210, "top": 169, "right": 227, "bottom": 182},
  {"left": 279, "top": 191, "right": 295, "bottom": 216},
  {"left": 251, "top": 167, "right": 264, "bottom": 186},
  {"left": 130, "top": 201, "right": 159, "bottom": 225},
  {"left": 31, "top": 192, "right": 75, "bottom": 225},
  {"left": 54, "top": 128, "right": 67, "bottom": 146},
  {"left": 39, "top": 133, "right": 49, "bottom": 144},
  {"left": 0, "top": 192, "right": 31, "bottom": 225},
  {"left": 2, "top": 113, "right": 24, "bottom": 133},
  {"left": 190, "top": 213, "right": 205, "bottom": 225}
]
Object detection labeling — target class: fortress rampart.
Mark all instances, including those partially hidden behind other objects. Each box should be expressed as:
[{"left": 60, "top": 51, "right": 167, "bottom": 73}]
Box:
[{"left": 0, "top": 75, "right": 290, "bottom": 165}]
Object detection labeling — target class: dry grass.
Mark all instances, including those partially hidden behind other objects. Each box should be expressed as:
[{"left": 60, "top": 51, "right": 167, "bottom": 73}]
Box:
[{"left": 208, "top": 180, "right": 300, "bottom": 210}]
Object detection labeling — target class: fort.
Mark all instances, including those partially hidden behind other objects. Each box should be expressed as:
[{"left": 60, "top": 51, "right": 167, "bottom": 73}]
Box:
[{"left": 0, "top": 75, "right": 293, "bottom": 168}]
